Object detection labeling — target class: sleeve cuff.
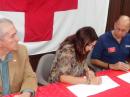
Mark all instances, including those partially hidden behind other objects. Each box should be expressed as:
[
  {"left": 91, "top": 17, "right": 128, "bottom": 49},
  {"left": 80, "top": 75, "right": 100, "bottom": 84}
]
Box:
[{"left": 22, "top": 89, "right": 35, "bottom": 97}]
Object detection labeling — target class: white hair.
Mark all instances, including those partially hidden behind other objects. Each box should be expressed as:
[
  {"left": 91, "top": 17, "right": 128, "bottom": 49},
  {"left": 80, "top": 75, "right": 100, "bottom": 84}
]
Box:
[{"left": 0, "top": 18, "right": 14, "bottom": 38}]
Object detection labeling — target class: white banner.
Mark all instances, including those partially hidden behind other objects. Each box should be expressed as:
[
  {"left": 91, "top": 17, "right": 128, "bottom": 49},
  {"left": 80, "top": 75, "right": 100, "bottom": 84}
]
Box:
[{"left": 0, "top": 0, "right": 109, "bottom": 55}]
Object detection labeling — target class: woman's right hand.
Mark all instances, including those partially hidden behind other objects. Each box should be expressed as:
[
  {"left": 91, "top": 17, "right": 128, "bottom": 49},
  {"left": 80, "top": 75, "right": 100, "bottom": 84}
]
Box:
[
  {"left": 86, "top": 70, "right": 95, "bottom": 78},
  {"left": 90, "top": 77, "right": 102, "bottom": 85},
  {"left": 86, "top": 70, "right": 102, "bottom": 85}
]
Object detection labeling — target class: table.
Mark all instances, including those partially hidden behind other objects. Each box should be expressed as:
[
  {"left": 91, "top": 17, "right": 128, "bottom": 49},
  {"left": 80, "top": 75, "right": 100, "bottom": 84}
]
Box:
[{"left": 5, "top": 70, "right": 130, "bottom": 97}]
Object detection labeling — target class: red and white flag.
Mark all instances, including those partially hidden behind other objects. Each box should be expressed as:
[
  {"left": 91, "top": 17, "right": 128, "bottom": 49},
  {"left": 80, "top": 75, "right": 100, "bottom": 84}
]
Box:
[{"left": 0, "top": 0, "right": 109, "bottom": 55}]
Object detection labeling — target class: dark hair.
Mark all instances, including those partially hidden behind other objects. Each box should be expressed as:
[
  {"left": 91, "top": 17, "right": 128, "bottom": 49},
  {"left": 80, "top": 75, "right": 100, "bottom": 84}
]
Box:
[{"left": 60, "top": 26, "right": 98, "bottom": 63}]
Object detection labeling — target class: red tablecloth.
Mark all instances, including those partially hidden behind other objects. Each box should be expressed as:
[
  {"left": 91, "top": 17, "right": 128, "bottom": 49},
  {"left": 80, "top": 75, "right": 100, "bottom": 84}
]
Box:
[
  {"left": 90, "top": 70, "right": 130, "bottom": 97},
  {"left": 4, "top": 70, "right": 130, "bottom": 97}
]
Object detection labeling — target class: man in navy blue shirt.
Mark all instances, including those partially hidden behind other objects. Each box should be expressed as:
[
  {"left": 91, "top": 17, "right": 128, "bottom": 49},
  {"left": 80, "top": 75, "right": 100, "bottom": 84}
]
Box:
[{"left": 91, "top": 15, "right": 130, "bottom": 72}]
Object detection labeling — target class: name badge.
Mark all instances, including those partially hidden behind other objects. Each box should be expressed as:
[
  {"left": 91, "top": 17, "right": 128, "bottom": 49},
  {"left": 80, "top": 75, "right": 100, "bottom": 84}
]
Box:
[
  {"left": 125, "top": 45, "right": 130, "bottom": 48},
  {"left": 108, "top": 47, "right": 116, "bottom": 53}
]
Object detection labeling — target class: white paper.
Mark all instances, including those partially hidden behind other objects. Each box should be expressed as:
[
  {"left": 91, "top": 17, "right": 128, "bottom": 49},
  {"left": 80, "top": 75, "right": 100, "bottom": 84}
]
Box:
[
  {"left": 67, "top": 76, "right": 119, "bottom": 97},
  {"left": 117, "top": 72, "right": 130, "bottom": 83}
]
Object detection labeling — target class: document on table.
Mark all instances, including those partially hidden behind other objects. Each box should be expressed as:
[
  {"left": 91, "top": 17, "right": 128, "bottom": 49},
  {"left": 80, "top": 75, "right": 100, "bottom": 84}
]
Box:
[
  {"left": 117, "top": 72, "right": 130, "bottom": 83},
  {"left": 67, "top": 76, "right": 119, "bottom": 97}
]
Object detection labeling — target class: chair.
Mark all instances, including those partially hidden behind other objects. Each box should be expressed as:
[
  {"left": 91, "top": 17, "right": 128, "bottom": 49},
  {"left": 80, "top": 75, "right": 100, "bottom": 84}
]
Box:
[
  {"left": 36, "top": 53, "right": 55, "bottom": 85},
  {"left": 86, "top": 50, "right": 103, "bottom": 72}
]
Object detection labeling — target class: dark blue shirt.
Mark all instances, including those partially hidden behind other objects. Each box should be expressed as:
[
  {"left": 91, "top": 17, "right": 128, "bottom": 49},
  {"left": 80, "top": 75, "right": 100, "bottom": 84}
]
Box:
[{"left": 91, "top": 32, "right": 130, "bottom": 64}]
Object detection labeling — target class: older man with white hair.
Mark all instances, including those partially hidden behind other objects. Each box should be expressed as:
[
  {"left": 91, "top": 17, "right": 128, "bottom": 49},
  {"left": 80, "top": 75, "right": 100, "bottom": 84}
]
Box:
[{"left": 0, "top": 18, "right": 37, "bottom": 97}]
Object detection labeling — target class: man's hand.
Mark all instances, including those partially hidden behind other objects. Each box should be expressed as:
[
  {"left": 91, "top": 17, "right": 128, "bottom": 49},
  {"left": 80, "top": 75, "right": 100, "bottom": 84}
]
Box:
[
  {"left": 109, "top": 61, "right": 130, "bottom": 71},
  {"left": 14, "top": 92, "right": 31, "bottom": 97}
]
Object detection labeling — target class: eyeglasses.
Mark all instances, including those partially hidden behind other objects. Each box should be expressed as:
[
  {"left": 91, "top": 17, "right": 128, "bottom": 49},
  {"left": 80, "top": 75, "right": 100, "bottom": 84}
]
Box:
[
  {"left": 87, "top": 43, "right": 95, "bottom": 48},
  {"left": 84, "top": 43, "right": 95, "bottom": 49},
  {"left": 115, "top": 28, "right": 127, "bottom": 33}
]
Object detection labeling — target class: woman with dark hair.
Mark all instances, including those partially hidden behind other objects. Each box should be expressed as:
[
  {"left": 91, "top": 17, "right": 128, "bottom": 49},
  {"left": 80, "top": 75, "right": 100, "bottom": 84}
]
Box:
[{"left": 48, "top": 27, "right": 101, "bottom": 85}]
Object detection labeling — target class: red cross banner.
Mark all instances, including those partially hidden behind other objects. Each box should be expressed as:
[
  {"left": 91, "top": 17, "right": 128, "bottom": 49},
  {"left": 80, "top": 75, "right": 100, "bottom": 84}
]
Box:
[{"left": 0, "top": 0, "right": 109, "bottom": 55}]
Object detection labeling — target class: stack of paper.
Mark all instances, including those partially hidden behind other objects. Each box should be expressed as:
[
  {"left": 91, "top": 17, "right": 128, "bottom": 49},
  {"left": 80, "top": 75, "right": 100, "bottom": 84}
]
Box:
[
  {"left": 117, "top": 72, "right": 130, "bottom": 83},
  {"left": 67, "top": 76, "right": 119, "bottom": 97}
]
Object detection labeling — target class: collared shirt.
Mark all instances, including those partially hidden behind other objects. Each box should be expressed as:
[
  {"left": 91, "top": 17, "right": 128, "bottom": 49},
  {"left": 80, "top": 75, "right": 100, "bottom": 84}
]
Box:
[
  {"left": 0, "top": 53, "right": 13, "bottom": 95},
  {"left": 91, "top": 32, "right": 130, "bottom": 64}
]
